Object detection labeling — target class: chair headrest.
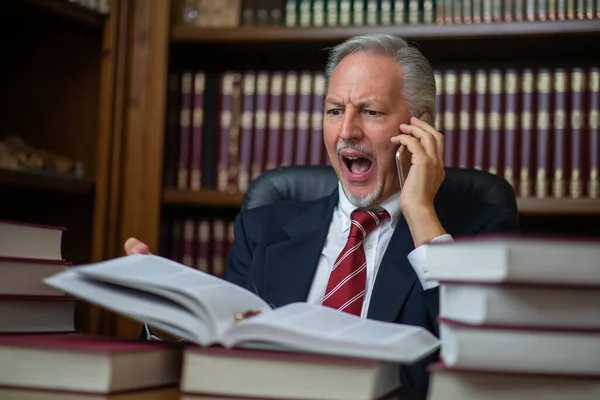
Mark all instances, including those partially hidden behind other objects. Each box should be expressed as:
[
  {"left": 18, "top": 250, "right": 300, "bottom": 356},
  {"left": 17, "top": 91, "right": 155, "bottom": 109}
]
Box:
[{"left": 242, "top": 165, "right": 518, "bottom": 215}]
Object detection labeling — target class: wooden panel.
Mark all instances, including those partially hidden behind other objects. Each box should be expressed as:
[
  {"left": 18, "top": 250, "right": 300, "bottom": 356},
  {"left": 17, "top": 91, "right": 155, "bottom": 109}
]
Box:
[
  {"left": 114, "top": 0, "right": 171, "bottom": 339},
  {"left": 172, "top": 20, "right": 600, "bottom": 43},
  {"left": 88, "top": 0, "right": 129, "bottom": 337}
]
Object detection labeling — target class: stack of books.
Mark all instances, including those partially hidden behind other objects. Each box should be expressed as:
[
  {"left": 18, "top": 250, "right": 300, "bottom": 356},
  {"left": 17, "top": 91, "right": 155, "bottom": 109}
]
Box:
[
  {"left": 0, "top": 220, "right": 76, "bottom": 334},
  {"left": 40, "top": 253, "right": 442, "bottom": 399},
  {"left": 426, "top": 236, "right": 600, "bottom": 399}
]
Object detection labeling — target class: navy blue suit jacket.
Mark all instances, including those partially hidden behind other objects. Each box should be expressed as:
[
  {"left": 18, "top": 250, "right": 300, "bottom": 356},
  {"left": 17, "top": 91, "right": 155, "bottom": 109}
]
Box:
[{"left": 224, "top": 184, "right": 519, "bottom": 389}]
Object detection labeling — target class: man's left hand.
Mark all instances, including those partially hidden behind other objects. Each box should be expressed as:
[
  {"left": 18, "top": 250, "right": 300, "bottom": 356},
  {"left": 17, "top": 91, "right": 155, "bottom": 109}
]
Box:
[{"left": 391, "top": 116, "right": 447, "bottom": 247}]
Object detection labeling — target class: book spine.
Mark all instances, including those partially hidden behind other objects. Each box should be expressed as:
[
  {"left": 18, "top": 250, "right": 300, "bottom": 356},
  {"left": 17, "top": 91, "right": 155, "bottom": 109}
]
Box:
[
  {"left": 238, "top": 72, "right": 256, "bottom": 193},
  {"left": 570, "top": 68, "right": 585, "bottom": 199},
  {"left": 266, "top": 72, "right": 284, "bottom": 170},
  {"left": 327, "top": 0, "right": 339, "bottom": 26},
  {"left": 190, "top": 72, "right": 206, "bottom": 191},
  {"left": 313, "top": 0, "right": 326, "bottom": 25},
  {"left": 520, "top": 69, "right": 535, "bottom": 198},
  {"left": 444, "top": 70, "right": 458, "bottom": 166},
  {"left": 589, "top": 68, "right": 600, "bottom": 198},
  {"left": 281, "top": 72, "right": 298, "bottom": 166},
  {"left": 434, "top": 70, "right": 444, "bottom": 131},
  {"left": 178, "top": 71, "right": 193, "bottom": 190},
  {"left": 309, "top": 72, "right": 326, "bottom": 165},
  {"left": 182, "top": 218, "right": 195, "bottom": 268},
  {"left": 395, "top": 0, "right": 406, "bottom": 24},
  {"left": 488, "top": 69, "right": 503, "bottom": 177},
  {"left": 504, "top": 69, "right": 519, "bottom": 190},
  {"left": 196, "top": 218, "right": 211, "bottom": 273},
  {"left": 353, "top": 0, "right": 365, "bottom": 25},
  {"left": 380, "top": 0, "right": 393, "bottom": 24},
  {"left": 218, "top": 73, "right": 234, "bottom": 191},
  {"left": 553, "top": 68, "right": 568, "bottom": 199},
  {"left": 252, "top": 71, "right": 269, "bottom": 180},
  {"left": 473, "top": 70, "right": 488, "bottom": 171},
  {"left": 535, "top": 69, "right": 552, "bottom": 199},
  {"left": 228, "top": 73, "right": 243, "bottom": 192},
  {"left": 295, "top": 71, "right": 313, "bottom": 165},
  {"left": 458, "top": 70, "right": 473, "bottom": 169},
  {"left": 299, "top": 0, "right": 311, "bottom": 26}
]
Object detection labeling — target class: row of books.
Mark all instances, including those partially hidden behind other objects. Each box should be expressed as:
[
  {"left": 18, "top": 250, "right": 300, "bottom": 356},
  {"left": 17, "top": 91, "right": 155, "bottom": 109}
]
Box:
[
  {"left": 437, "top": 67, "right": 600, "bottom": 200},
  {"left": 174, "top": 0, "right": 600, "bottom": 28},
  {"left": 165, "top": 217, "right": 235, "bottom": 278},
  {"left": 426, "top": 237, "right": 600, "bottom": 399},
  {"left": 0, "top": 220, "right": 75, "bottom": 334},
  {"left": 164, "top": 66, "right": 600, "bottom": 200}
]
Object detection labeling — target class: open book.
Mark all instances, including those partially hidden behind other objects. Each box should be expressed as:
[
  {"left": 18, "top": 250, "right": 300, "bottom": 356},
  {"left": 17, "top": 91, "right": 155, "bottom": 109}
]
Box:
[{"left": 44, "top": 254, "right": 440, "bottom": 364}]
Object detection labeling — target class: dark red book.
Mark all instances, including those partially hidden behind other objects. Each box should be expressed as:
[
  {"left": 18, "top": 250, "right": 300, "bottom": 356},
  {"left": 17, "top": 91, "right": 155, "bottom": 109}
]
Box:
[
  {"left": 0, "top": 334, "right": 182, "bottom": 394},
  {"left": 0, "top": 220, "right": 65, "bottom": 260}
]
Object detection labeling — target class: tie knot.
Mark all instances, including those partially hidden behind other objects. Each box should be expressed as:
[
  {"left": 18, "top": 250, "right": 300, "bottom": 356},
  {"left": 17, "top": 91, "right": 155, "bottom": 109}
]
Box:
[{"left": 349, "top": 210, "right": 390, "bottom": 239}]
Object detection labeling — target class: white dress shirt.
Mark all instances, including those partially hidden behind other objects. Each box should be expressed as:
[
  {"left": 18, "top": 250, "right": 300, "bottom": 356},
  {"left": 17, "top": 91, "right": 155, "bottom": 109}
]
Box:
[{"left": 306, "top": 183, "right": 454, "bottom": 318}]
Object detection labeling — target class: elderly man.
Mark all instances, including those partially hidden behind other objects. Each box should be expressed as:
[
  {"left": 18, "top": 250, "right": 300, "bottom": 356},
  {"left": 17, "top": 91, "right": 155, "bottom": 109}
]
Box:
[{"left": 126, "top": 33, "right": 519, "bottom": 389}]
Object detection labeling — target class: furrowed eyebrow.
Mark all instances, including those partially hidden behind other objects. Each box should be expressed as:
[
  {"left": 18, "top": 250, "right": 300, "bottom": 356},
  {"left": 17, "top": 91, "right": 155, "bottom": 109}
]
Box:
[{"left": 325, "top": 99, "right": 379, "bottom": 108}]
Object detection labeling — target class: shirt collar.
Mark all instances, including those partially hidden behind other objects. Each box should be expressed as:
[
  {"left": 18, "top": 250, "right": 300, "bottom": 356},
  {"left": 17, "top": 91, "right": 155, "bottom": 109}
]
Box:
[{"left": 336, "top": 182, "right": 402, "bottom": 232}]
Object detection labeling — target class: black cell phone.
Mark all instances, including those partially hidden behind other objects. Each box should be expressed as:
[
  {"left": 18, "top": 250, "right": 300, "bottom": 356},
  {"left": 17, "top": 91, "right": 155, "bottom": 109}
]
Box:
[{"left": 395, "top": 145, "right": 406, "bottom": 190}]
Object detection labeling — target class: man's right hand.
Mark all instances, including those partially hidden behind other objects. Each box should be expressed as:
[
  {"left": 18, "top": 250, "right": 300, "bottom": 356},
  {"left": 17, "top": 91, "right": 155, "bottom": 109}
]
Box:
[{"left": 124, "top": 237, "right": 151, "bottom": 255}]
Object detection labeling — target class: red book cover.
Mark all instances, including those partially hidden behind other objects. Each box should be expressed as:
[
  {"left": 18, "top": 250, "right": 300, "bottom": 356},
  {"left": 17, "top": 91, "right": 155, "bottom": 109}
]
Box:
[
  {"left": 458, "top": 70, "right": 473, "bottom": 169},
  {"left": 251, "top": 71, "right": 269, "bottom": 180},
  {"left": 443, "top": 70, "right": 458, "bottom": 167},
  {"left": 266, "top": 71, "right": 284, "bottom": 170},
  {"left": 190, "top": 71, "right": 206, "bottom": 190},
  {"left": 281, "top": 71, "right": 299, "bottom": 166},
  {"left": 569, "top": 68, "right": 585, "bottom": 198},
  {"left": 294, "top": 71, "right": 312, "bottom": 165},
  {"left": 178, "top": 71, "right": 194, "bottom": 190},
  {"left": 473, "top": 69, "right": 488, "bottom": 171},
  {"left": 238, "top": 72, "right": 257, "bottom": 192},
  {"left": 503, "top": 69, "right": 520, "bottom": 190},
  {"left": 588, "top": 68, "right": 599, "bottom": 198},
  {"left": 488, "top": 69, "right": 504, "bottom": 178},
  {"left": 520, "top": 68, "right": 536, "bottom": 197}
]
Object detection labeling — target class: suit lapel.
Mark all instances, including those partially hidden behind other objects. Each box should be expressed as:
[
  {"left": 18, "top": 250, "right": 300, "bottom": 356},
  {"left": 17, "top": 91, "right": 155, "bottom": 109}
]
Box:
[
  {"left": 367, "top": 187, "right": 454, "bottom": 323},
  {"left": 263, "top": 191, "right": 338, "bottom": 307}
]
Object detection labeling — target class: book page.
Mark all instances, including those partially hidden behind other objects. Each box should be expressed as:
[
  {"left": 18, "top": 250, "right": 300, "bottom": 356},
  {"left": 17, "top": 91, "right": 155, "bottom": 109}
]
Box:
[
  {"left": 72, "top": 255, "right": 272, "bottom": 336},
  {"left": 221, "top": 303, "right": 440, "bottom": 364},
  {"left": 44, "top": 269, "right": 215, "bottom": 345}
]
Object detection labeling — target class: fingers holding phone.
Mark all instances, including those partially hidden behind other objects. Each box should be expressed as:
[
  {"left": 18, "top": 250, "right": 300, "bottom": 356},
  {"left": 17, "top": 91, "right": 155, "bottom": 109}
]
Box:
[{"left": 390, "top": 113, "right": 445, "bottom": 213}]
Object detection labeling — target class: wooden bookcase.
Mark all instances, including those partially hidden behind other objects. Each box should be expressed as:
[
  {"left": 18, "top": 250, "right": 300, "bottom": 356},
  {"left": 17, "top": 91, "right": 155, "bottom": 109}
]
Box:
[
  {"left": 0, "top": 0, "right": 124, "bottom": 335},
  {"left": 70, "top": 1, "right": 600, "bottom": 338}
]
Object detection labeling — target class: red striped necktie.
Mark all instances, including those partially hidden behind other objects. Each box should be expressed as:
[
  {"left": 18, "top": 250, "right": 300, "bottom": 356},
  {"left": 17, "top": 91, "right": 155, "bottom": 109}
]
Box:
[{"left": 322, "top": 210, "right": 390, "bottom": 316}]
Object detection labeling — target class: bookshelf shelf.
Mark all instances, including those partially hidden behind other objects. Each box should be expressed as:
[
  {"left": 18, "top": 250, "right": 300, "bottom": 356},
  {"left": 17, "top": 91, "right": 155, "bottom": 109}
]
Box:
[
  {"left": 517, "top": 198, "right": 600, "bottom": 215},
  {"left": 0, "top": 169, "right": 94, "bottom": 195},
  {"left": 20, "top": 0, "right": 105, "bottom": 28},
  {"left": 163, "top": 188, "right": 245, "bottom": 207},
  {"left": 171, "top": 20, "right": 600, "bottom": 43},
  {"left": 163, "top": 189, "right": 600, "bottom": 215}
]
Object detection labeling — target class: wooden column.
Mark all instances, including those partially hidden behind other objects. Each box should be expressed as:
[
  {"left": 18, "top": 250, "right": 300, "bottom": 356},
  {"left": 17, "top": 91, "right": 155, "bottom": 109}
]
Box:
[{"left": 90, "top": 0, "right": 171, "bottom": 338}]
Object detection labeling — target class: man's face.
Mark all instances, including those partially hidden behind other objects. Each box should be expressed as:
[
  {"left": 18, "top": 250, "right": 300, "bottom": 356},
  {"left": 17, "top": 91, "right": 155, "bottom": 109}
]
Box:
[{"left": 324, "top": 51, "right": 412, "bottom": 207}]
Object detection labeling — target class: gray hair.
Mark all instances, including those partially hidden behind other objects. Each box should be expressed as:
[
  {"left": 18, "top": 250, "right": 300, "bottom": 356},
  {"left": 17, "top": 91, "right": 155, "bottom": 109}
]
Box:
[{"left": 325, "top": 34, "right": 436, "bottom": 127}]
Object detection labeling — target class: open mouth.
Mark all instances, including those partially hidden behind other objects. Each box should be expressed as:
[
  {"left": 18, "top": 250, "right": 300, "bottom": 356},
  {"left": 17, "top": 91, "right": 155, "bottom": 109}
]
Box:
[{"left": 340, "top": 151, "right": 373, "bottom": 181}]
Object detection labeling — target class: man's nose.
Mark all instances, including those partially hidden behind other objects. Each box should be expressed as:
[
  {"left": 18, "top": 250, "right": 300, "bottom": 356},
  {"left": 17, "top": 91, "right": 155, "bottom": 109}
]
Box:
[{"left": 338, "top": 109, "right": 364, "bottom": 141}]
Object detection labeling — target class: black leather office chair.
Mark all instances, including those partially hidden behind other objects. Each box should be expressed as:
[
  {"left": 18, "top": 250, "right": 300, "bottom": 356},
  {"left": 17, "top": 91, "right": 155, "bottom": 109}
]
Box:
[{"left": 241, "top": 165, "right": 518, "bottom": 216}]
